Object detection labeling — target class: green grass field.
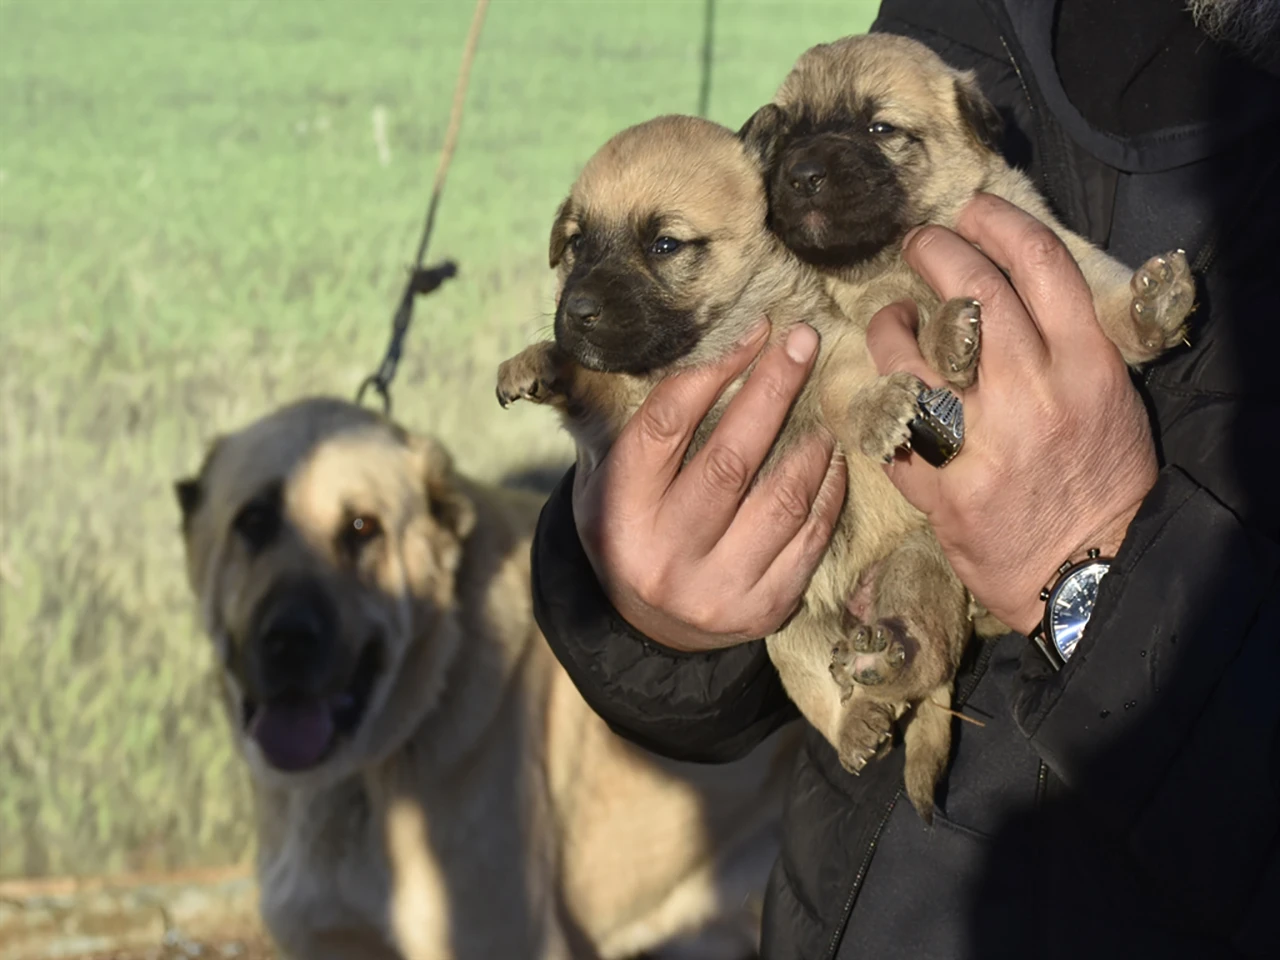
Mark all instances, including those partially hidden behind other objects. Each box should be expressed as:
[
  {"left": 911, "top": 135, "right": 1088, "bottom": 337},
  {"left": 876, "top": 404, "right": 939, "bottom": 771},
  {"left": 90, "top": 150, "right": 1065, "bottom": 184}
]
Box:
[{"left": 0, "top": 0, "right": 879, "bottom": 880}]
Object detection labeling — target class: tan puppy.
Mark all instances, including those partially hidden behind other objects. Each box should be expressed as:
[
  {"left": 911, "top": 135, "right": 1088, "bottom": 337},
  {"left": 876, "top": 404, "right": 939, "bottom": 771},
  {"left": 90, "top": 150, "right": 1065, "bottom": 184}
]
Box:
[
  {"left": 173, "top": 396, "right": 795, "bottom": 960},
  {"left": 745, "top": 31, "right": 1195, "bottom": 388},
  {"left": 495, "top": 100, "right": 1192, "bottom": 822}
]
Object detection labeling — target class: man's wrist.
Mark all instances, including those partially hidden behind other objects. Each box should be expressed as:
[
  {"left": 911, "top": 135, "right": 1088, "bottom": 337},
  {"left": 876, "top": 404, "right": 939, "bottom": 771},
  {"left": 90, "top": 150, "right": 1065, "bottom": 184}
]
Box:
[{"left": 1004, "top": 501, "right": 1144, "bottom": 637}]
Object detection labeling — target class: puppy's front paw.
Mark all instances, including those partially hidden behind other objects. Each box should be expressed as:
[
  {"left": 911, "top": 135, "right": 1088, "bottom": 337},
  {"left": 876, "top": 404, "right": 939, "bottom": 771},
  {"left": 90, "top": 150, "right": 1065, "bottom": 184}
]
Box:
[
  {"left": 1129, "top": 250, "right": 1195, "bottom": 360},
  {"left": 921, "top": 297, "right": 981, "bottom": 389},
  {"left": 851, "top": 372, "right": 923, "bottom": 463},
  {"left": 496, "top": 343, "right": 560, "bottom": 408},
  {"left": 833, "top": 698, "right": 897, "bottom": 775}
]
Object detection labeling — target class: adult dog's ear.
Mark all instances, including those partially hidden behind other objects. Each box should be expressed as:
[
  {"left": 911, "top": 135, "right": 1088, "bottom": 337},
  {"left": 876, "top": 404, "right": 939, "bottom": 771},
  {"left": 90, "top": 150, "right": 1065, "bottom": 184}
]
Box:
[
  {"left": 548, "top": 197, "right": 573, "bottom": 269},
  {"left": 174, "top": 477, "right": 202, "bottom": 522},
  {"left": 954, "top": 72, "right": 1003, "bottom": 153},
  {"left": 410, "top": 434, "right": 476, "bottom": 542},
  {"left": 737, "top": 103, "right": 787, "bottom": 170},
  {"left": 174, "top": 436, "right": 223, "bottom": 527}
]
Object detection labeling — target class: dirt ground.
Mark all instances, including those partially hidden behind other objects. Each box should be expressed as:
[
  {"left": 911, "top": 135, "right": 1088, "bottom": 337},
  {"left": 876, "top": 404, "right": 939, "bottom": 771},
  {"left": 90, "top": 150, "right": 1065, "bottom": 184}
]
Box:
[{"left": 0, "top": 867, "right": 273, "bottom": 960}]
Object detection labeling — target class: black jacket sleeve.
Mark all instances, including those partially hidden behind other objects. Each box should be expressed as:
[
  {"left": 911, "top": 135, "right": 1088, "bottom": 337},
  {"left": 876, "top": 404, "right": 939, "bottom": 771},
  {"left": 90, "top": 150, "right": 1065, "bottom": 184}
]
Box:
[
  {"left": 530, "top": 466, "right": 799, "bottom": 763},
  {"left": 1012, "top": 465, "right": 1280, "bottom": 952}
]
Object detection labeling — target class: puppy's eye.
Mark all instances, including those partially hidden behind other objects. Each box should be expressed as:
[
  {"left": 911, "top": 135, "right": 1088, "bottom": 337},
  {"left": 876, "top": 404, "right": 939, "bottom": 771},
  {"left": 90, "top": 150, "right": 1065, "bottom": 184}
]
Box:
[
  {"left": 650, "top": 236, "right": 683, "bottom": 256},
  {"left": 233, "top": 500, "right": 280, "bottom": 552},
  {"left": 567, "top": 234, "right": 584, "bottom": 254},
  {"left": 341, "top": 514, "right": 382, "bottom": 558},
  {"left": 869, "top": 121, "right": 897, "bottom": 135}
]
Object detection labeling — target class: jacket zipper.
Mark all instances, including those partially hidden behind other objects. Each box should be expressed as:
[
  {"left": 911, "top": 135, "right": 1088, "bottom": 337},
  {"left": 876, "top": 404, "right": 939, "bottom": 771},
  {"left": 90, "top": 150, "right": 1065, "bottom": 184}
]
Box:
[
  {"left": 824, "top": 788, "right": 902, "bottom": 960},
  {"left": 1034, "top": 760, "right": 1050, "bottom": 809},
  {"left": 823, "top": 637, "right": 1000, "bottom": 959}
]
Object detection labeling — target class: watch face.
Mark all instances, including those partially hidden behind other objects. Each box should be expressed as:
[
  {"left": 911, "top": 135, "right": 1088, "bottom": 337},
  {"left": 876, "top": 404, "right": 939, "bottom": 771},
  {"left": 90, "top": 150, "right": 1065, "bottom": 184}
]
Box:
[{"left": 1047, "top": 561, "right": 1110, "bottom": 662}]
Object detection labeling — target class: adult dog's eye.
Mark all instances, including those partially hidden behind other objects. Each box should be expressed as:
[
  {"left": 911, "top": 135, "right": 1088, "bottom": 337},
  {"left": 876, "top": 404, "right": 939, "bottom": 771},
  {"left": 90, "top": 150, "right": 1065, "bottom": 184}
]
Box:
[
  {"left": 340, "top": 514, "right": 382, "bottom": 559},
  {"left": 233, "top": 500, "right": 280, "bottom": 552},
  {"left": 869, "top": 121, "right": 897, "bottom": 135},
  {"left": 650, "top": 236, "right": 683, "bottom": 255},
  {"left": 567, "top": 234, "right": 584, "bottom": 253}
]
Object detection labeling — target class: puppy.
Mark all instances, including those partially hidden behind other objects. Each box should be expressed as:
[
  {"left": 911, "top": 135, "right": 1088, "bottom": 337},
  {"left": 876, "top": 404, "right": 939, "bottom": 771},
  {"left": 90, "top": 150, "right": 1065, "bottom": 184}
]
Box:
[
  {"left": 744, "top": 31, "right": 1195, "bottom": 390},
  {"left": 497, "top": 114, "right": 1003, "bottom": 821},
  {"left": 173, "top": 396, "right": 794, "bottom": 960}
]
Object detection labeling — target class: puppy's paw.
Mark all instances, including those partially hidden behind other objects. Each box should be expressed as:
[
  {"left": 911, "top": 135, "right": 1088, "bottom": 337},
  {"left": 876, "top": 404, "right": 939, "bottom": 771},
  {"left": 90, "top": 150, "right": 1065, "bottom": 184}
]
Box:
[
  {"left": 834, "top": 698, "right": 897, "bottom": 776},
  {"left": 496, "top": 343, "right": 560, "bottom": 408},
  {"left": 1128, "top": 250, "right": 1195, "bottom": 361},
  {"left": 851, "top": 372, "right": 923, "bottom": 463},
  {"left": 921, "top": 297, "right": 981, "bottom": 389},
  {"left": 839, "top": 617, "right": 909, "bottom": 688}
]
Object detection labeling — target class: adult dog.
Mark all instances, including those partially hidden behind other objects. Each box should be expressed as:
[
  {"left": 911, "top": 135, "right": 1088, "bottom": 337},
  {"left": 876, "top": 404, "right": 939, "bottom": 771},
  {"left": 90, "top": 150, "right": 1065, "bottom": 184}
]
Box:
[{"left": 173, "top": 396, "right": 793, "bottom": 960}]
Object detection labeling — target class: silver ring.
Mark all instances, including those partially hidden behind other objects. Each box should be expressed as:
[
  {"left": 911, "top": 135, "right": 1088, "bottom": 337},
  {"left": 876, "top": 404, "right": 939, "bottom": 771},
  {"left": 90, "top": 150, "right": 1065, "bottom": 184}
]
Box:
[{"left": 907, "top": 385, "right": 965, "bottom": 467}]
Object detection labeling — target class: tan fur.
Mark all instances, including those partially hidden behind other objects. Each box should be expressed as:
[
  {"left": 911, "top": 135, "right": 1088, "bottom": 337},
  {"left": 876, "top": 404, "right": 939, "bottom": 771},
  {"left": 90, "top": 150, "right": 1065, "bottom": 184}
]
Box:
[
  {"left": 496, "top": 115, "right": 977, "bottom": 823},
  {"left": 175, "top": 396, "right": 795, "bottom": 960}
]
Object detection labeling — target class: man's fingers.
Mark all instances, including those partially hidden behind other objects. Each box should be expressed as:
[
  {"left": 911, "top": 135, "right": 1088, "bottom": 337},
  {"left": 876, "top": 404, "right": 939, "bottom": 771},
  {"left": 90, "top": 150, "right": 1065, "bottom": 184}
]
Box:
[
  {"left": 753, "top": 446, "right": 848, "bottom": 610},
  {"left": 606, "top": 318, "right": 770, "bottom": 508},
  {"left": 671, "top": 324, "right": 820, "bottom": 552},
  {"left": 866, "top": 301, "right": 946, "bottom": 387},
  {"left": 715, "top": 430, "right": 838, "bottom": 584},
  {"left": 903, "top": 224, "right": 1049, "bottom": 376},
  {"left": 954, "top": 193, "right": 1100, "bottom": 353}
]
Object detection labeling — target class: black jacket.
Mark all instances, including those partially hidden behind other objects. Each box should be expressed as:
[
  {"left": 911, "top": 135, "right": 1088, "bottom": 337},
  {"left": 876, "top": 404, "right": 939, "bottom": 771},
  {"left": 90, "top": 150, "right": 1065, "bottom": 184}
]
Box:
[{"left": 531, "top": 1, "right": 1280, "bottom": 957}]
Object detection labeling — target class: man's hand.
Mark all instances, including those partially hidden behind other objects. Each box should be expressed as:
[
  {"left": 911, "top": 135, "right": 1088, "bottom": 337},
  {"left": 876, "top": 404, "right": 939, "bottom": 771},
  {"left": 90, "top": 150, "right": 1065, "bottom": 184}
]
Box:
[
  {"left": 867, "top": 193, "right": 1159, "bottom": 635},
  {"left": 571, "top": 320, "right": 847, "bottom": 652}
]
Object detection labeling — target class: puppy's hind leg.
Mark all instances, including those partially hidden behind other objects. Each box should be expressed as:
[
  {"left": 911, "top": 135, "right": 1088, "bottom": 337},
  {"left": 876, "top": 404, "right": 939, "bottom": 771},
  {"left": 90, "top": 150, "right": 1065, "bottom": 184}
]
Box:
[{"left": 829, "top": 529, "right": 970, "bottom": 705}]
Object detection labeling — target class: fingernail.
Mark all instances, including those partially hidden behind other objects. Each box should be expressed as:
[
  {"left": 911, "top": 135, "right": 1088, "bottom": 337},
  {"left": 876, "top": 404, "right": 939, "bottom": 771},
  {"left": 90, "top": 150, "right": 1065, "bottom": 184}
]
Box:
[
  {"left": 785, "top": 324, "right": 818, "bottom": 363},
  {"left": 902, "top": 226, "right": 923, "bottom": 249}
]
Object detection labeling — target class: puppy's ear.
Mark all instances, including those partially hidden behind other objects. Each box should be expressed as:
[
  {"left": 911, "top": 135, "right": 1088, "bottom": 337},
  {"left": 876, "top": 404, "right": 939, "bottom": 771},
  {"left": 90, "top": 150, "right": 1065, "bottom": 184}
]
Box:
[
  {"left": 548, "top": 197, "right": 572, "bottom": 269},
  {"left": 954, "top": 73, "right": 1003, "bottom": 153},
  {"left": 737, "top": 104, "right": 786, "bottom": 170},
  {"left": 410, "top": 434, "right": 476, "bottom": 541}
]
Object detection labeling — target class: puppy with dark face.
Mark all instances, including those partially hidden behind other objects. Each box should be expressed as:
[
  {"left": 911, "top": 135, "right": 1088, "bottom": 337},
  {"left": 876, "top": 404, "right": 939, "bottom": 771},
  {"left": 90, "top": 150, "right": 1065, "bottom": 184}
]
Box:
[
  {"left": 499, "top": 114, "right": 995, "bottom": 821},
  {"left": 740, "top": 32, "right": 1196, "bottom": 387},
  {"left": 175, "top": 396, "right": 796, "bottom": 959}
]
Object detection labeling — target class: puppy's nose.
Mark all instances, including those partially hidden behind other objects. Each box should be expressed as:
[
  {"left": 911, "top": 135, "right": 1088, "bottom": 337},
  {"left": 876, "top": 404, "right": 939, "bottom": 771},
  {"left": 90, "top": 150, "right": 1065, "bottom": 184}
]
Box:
[
  {"left": 788, "top": 159, "right": 826, "bottom": 197},
  {"left": 564, "top": 291, "right": 602, "bottom": 328}
]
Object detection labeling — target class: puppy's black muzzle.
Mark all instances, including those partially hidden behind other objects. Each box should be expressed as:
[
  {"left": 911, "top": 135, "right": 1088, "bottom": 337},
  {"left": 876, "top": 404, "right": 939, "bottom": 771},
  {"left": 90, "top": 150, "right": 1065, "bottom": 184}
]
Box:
[{"left": 769, "top": 133, "right": 909, "bottom": 268}]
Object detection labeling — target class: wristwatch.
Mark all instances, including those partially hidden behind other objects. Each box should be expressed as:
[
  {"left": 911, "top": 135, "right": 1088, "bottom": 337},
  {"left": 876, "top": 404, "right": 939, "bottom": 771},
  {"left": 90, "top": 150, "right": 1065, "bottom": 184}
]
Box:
[{"left": 1029, "top": 547, "right": 1112, "bottom": 671}]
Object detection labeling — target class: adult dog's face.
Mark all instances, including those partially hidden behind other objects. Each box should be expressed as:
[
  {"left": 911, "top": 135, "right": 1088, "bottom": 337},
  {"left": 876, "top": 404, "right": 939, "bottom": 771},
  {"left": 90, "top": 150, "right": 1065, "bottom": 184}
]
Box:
[
  {"left": 739, "top": 33, "right": 1004, "bottom": 271},
  {"left": 547, "top": 114, "right": 774, "bottom": 374},
  {"left": 174, "top": 398, "right": 474, "bottom": 788}
]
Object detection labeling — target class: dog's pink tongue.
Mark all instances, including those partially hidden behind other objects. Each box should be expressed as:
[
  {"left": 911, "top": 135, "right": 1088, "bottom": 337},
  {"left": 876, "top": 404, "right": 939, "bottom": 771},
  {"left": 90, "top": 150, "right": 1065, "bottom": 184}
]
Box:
[{"left": 249, "top": 701, "right": 335, "bottom": 772}]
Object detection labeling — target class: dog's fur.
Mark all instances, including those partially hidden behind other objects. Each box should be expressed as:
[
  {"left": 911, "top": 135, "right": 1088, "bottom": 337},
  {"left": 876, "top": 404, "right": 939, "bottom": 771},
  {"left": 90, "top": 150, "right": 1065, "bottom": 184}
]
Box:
[
  {"left": 496, "top": 35, "right": 1194, "bottom": 824},
  {"left": 174, "top": 396, "right": 796, "bottom": 960}
]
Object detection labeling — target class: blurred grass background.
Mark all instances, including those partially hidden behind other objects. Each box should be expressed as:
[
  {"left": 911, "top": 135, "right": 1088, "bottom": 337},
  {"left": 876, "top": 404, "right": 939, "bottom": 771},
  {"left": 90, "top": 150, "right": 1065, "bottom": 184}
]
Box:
[{"left": 0, "top": 0, "right": 878, "bottom": 881}]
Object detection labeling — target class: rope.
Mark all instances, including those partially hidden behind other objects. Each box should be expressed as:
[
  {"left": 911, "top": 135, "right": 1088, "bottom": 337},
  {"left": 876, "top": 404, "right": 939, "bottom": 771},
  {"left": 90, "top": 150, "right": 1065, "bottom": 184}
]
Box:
[
  {"left": 696, "top": 0, "right": 716, "bottom": 118},
  {"left": 357, "top": 0, "right": 491, "bottom": 415}
]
